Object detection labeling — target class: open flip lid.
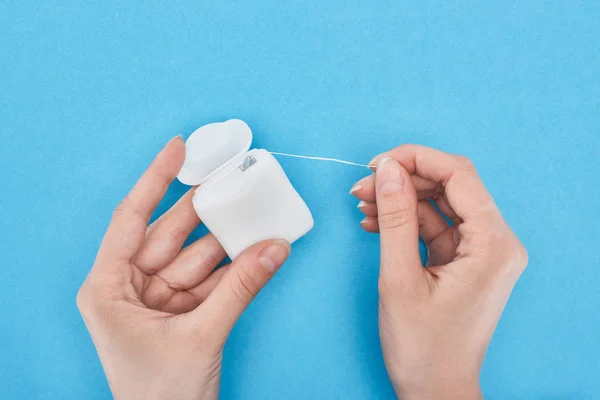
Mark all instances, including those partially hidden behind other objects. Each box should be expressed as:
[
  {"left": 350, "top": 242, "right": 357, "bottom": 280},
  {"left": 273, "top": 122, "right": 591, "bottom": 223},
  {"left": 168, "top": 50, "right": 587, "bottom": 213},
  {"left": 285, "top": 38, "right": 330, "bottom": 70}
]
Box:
[{"left": 177, "top": 119, "right": 253, "bottom": 186}]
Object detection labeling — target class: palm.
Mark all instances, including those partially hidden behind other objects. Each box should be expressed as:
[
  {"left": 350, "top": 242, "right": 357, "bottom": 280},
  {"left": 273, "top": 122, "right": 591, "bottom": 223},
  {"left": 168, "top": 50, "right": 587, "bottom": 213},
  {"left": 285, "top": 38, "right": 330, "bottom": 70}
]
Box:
[{"left": 108, "top": 190, "right": 229, "bottom": 315}]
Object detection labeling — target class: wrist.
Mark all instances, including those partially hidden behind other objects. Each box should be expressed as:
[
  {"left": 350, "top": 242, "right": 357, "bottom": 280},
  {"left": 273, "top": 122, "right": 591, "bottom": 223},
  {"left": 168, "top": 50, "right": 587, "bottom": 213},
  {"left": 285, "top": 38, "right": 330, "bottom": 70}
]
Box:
[
  {"left": 112, "top": 378, "right": 220, "bottom": 400},
  {"left": 392, "top": 378, "right": 482, "bottom": 400}
]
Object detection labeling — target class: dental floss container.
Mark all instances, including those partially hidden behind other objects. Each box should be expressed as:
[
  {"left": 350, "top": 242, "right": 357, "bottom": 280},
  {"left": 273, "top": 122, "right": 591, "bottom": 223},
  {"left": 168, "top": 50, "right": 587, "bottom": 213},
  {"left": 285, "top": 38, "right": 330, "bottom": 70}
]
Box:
[{"left": 177, "top": 119, "right": 314, "bottom": 259}]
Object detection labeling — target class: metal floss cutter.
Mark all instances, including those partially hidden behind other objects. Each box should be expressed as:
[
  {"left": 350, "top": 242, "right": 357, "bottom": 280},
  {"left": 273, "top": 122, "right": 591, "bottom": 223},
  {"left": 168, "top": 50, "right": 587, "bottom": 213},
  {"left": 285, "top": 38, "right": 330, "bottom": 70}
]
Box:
[{"left": 177, "top": 119, "right": 314, "bottom": 259}]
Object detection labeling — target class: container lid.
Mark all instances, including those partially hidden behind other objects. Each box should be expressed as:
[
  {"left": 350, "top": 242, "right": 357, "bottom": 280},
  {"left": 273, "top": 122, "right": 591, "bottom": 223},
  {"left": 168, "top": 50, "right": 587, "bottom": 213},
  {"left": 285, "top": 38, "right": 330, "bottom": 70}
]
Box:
[{"left": 177, "top": 119, "right": 252, "bottom": 186}]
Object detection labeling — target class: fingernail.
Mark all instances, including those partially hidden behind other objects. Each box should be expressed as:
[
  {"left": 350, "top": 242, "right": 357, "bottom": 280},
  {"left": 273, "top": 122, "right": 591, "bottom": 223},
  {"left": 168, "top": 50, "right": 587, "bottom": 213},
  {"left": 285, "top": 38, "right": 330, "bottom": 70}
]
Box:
[
  {"left": 350, "top": 175, "right": 370, "bottom": 194},
  {"left": 377, "top": 157, "right": 405, "bottom": 194},
  {"left": 368, "top": 153, "right": 387, "bottom": 171},
  {"left": 259, "top": 239, "right": 291, "bottom": 272},
  {"left": 157, "top": 135, "right": 183, "bottom": 157},
  {"left": 359, "top": 217, "right": 371, "bottom": 225},
  {"left": 357, "top": 200, "right": 367, "bottom": 208},
  {"left": 349, "top": 183, "right": 363, "bottom": 194},
  {"left": 167, "top": 135, "right": 184, "bottom": 146}
]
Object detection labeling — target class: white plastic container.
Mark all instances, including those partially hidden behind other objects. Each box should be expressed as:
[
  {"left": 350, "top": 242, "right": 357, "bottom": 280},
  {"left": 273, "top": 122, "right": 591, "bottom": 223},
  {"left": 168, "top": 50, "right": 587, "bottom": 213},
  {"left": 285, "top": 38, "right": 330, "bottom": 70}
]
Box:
[{"left": 177, "top": 119, "right": 314, "bottom": 259}]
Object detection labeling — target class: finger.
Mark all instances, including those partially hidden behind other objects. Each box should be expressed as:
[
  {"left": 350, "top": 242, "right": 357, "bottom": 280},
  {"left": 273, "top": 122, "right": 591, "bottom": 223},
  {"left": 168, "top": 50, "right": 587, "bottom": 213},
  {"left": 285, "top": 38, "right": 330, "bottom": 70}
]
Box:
[
  {"left": 159, "top": 267, "right": 229, "bottom": 314},
  {"left": 98, "top": 136, "right": 185, "bottom": 265},
  {"left": 350, "top": 174, "right": 438, "bottom": 203},
  {"left": 418, "top": 201, "right": 456, "bottom": 266},
  {"left": 358, "top": 202, "right": 458, "bottom": 264},
  {"left": 375, "top": 157, "right": 424, "bottom": 287},
  {"left": 418, "top": 201, "right": 449, "bottom": 244},
  {"left": 186, "top": 266, "right": 228, "bottom": 305},
  {"left": 426, "top": 229, "right": 457, "bottom": 267},
  {"left": 360, "top": 216, "right": 380, "bottom": 232},
  {"left": 133, "top": 189, "right": 201, "bottom": 274},
  {"left": 155, "top": 233, "right": 226, "bottom": 290},
  {"left": 432, "top": 194, "right": 462, "bottom": 224},
  {"left": 370, "top": 145, "right": 496, "bottom": 221},
  {"left": 143, "top": 266, "right": 229, "bottom": 314},
  {"left": 359, "top": 198, "right": 455, "bottom": 223},
  {"left": 349, "top": 175, "right": 374, "bottom": 199},
  {"left": 357, "top": 201, "right": 378, "bottom": 217},
  {"left": 186, "top": 239, "right": 290, "bottom": 341}
]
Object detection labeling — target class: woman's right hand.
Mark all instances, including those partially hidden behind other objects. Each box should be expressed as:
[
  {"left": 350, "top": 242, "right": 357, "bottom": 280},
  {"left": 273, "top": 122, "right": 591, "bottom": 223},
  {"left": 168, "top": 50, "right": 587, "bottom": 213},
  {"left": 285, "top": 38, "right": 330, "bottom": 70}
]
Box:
[{"left": 350, "top": 145, "right": 528, "bottom": 400}]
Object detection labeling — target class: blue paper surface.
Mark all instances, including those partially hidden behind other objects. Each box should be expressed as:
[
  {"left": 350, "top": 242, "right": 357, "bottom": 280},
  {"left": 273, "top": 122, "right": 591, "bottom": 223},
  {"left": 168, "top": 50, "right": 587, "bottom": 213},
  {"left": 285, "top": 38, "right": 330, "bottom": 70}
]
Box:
[{"left": 1, "top": 2, "right": 599, "bottom": 399}]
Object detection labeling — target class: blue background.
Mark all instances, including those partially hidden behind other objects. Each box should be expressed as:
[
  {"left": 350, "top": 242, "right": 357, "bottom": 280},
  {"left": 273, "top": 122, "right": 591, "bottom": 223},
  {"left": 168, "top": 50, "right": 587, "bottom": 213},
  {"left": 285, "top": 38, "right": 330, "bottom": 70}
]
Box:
[{"left": 1, "top": 1, "right": 599, "bottom": 399}]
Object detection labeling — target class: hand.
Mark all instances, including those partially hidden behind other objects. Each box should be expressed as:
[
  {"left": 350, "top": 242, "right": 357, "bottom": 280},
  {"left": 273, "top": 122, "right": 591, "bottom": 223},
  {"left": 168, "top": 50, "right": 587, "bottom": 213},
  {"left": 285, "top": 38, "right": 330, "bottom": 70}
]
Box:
[
  {"left": 350, "top": 145, "right": 528, "bottom": 400},
  {"left": 77, "top": 136, "right": 291, "bottom": 400}
]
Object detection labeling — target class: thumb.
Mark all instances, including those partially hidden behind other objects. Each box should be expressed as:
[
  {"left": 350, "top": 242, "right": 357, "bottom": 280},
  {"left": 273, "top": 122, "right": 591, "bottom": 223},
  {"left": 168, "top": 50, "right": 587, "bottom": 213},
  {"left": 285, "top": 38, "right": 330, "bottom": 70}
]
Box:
[
  {"left": 188, "top": 239, "right": 290, "bottom": 341},
  {"left": 375, "top": 157, "right": 423, "bottom": 289}
]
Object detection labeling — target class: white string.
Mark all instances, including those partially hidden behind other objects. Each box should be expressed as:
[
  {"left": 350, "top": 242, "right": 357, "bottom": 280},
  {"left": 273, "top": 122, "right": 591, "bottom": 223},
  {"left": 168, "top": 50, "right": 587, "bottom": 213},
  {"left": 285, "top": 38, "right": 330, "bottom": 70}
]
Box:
[{"left": 270, "top": 152, "right": 369, "bottom": 168}]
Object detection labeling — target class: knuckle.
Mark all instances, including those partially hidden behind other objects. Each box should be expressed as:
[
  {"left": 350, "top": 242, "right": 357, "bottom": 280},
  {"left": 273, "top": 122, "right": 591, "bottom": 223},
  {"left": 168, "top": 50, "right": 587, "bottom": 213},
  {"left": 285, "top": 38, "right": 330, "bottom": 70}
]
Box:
[
  {"left": 485, "top": 234, "right": 528, "bottom": 276},
  {"left": 519, "top": 243, "right": 529, "bottom": 268},
  {"left": 508, "top": 240, "right": 529, "bottom": 272},
  {"left": 164, "top": 226, "right": 189, "bottom": 243},
  {"left": 397, "top": 143, "right": 419, "bottom": 153},
  {"left": 112, "top": 194, "right": 145, "bottom": 221},
  {"left": 75, "top": 278, "right": 119, "bottom": 320},
  {"left": 378, "top": 212, "right": 411, "bottom": 230},
  {"left": 377, "top": 196, "right": 414, "bottom": 230},
  {"left": 455, "top": 155, "right": 476, "bottom": 172},
  {"left": 112, "top": 196, "right": 134, "bottom": 221},
  {"left": 112, "top": 199, "right": 128, "bottom": 219},
  {"left": 196, "top": 250, "right": 221, "bottom": 270},
  {"left": 150, "top": 164, "right": 175, "bottom": 186},
  {"left": 75, "top": 284, "right": 90, "bottom": 314},
  {"left": 76, "top": 281, "right": 102, "bottom": 319},
  {"left": 230, "top": 265, "right": 262, "bottom": 305}
]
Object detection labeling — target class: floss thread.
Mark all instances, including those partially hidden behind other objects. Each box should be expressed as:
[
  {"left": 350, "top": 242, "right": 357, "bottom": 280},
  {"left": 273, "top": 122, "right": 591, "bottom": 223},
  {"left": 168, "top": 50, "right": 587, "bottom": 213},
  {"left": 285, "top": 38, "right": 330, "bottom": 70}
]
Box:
[{"left": 270, "top": 152, "right": 370, "bottom": 169}]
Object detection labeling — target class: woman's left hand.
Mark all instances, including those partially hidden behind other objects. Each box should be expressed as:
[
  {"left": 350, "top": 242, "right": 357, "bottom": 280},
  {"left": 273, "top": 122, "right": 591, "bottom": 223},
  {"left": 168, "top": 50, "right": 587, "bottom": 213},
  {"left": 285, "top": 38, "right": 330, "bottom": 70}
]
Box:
[{"left": 77, "top": 136, "right": 291, "bottom": 400}]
